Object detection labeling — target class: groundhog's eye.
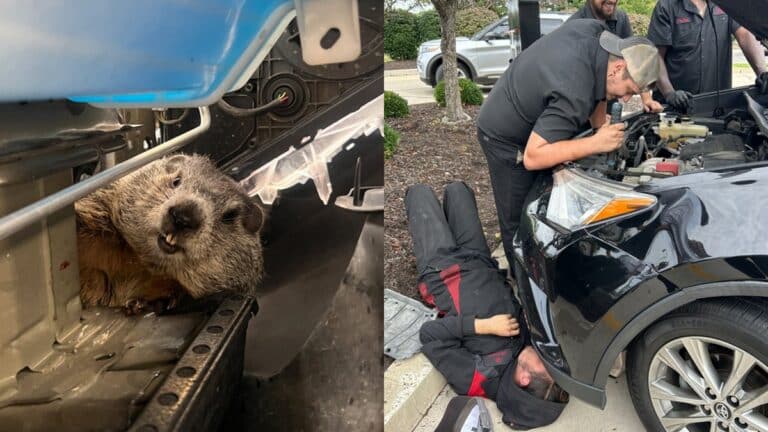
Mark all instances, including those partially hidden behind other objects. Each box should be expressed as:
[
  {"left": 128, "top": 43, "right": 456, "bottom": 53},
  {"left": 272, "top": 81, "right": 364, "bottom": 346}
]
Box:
[
  {"left": 222, "top": 208, "right": 239, "bottom": 224},
  {"left": 171, "top": 176, "right": 182, "bottom": 188}
]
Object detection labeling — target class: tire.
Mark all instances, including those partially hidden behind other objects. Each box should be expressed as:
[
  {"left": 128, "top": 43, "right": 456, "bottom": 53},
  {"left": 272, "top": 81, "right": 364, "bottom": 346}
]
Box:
[
  {"left": 627, "top": 298, "right": 768, "bottom": 432},
  {"left": 434, "top": 62, "right": 471, "bottom": 86}
]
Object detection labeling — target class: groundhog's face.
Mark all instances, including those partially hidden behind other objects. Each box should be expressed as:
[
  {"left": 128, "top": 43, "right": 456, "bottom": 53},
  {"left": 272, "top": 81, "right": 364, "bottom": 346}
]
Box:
[{"left": 113, "top": 154, "right": 265, "bottom": 297}]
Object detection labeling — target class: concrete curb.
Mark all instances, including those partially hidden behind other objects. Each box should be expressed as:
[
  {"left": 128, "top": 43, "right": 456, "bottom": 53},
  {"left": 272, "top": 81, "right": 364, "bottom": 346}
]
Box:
[
  {"left": 384, "top": 68, "right": 418, "bottom": 78},
  {"left": 384, "top": 354, "right": 447, "bottom": 432}
]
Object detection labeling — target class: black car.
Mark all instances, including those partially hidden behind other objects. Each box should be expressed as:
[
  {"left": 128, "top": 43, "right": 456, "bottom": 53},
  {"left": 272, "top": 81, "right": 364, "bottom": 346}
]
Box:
[{"left": 513, "top": 1, "right": 768, "bottom": 430}]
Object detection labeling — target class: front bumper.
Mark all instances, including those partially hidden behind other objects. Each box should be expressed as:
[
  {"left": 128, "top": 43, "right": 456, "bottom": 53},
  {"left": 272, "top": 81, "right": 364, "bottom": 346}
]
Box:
[
  {"left": 513, "top": 258, "right": 607, "bottom": 408},
  {"left": 416, "top": 52, "right": 435, "bottom": 86}
]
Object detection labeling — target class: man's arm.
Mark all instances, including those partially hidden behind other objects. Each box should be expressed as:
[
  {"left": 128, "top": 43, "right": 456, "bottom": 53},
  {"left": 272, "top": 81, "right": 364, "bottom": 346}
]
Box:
[
  {"left": 654, "top": 46, "right": 675, "bottom": 96},
  {"left": 734, "top": 27, "right": 767, "bottom": 76},
  {"left": 523, "top": 117, "right": 625, "bottom": 171},
  {"left": 419, "top": 314, "right": 520, "bottom": 394},
  {"left": 590, "top": 100, "right": 607, "bottom": 128},
  {"left": 419, "top": 317, "right": 482, "bottom": 395}
]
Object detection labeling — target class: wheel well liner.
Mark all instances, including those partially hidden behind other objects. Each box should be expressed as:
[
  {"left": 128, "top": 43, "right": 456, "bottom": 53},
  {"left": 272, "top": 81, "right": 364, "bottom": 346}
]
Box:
[{"left": 428, "top": 55, "right": 476, "bottom": 81}]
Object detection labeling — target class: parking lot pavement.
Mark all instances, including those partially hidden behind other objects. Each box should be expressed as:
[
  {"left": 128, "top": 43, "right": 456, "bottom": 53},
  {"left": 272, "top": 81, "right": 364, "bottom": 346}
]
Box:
[
  {"left": 414, "top": 376, "right": 645, "bottom": 432},
  {"left": 384, "top": 69, "right": 435, "bottom": 105}
]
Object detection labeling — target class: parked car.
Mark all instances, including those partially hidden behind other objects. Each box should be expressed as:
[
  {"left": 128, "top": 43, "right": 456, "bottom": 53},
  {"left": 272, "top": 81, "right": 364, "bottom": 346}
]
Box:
[
  {"left": 512, "top": 1, "right": 768, "bottom": 431},
  {"left": 417, "top": 13, "right": 570, "bottom": 87}
]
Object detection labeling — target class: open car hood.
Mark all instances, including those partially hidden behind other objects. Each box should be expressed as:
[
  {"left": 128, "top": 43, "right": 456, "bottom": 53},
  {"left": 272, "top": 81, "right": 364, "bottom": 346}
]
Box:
[{"left": 713, "top": 0, "right": 768, "bottom": 42}]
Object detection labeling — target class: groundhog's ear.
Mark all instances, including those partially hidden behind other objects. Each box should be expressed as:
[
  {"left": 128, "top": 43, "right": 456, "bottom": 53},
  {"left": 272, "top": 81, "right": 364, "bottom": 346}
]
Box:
[
  {"left": 164, "top": 155, "right": 189, "bottom": 173},
  {"left": 243, "top": 201, "right": 265, "bottom": 234}
]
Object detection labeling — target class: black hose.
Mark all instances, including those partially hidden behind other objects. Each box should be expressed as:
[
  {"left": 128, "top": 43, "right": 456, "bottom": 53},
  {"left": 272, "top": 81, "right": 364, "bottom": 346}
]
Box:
[
  {"left": 157, "top": 108, "right": 189, "bottom": 125},
  {"left": 216, "top": 94, "right": 287, "bottom": 118}
]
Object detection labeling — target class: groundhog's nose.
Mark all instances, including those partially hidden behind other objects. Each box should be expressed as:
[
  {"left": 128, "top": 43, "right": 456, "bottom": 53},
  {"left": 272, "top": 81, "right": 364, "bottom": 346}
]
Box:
[{"left": 165, "top": 202, "right": 202, "bottom": 233}]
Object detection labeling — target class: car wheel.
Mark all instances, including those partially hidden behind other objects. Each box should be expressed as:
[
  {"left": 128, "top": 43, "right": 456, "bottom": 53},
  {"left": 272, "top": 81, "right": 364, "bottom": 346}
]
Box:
[
  {"left": 434, "top": 63, "right": 471, "bottom": 85},
  {"left": 627, "top": 298, "right": 768, "bottom": 432}
]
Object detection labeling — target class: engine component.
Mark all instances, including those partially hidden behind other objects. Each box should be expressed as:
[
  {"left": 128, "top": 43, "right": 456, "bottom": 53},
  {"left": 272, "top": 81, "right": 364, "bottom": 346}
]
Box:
[
  {"left": 656, "top": 115, "right": 709, "bottom": 140},
  {"left": 678, "top": 134, "right": 744, "bottom": 160},
  {"left": 744, "top": 91, "right": 768, "bottom": 138},
  {"left": 623, "top": 158, "right": 678, "bottom": 185},
  {"left": 685, "top": 151, "right": 747, "bottom": 170}
]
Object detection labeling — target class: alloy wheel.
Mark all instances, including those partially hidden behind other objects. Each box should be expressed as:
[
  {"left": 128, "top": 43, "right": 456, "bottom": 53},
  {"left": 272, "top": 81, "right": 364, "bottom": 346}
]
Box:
[{"left": 648, "top": 336, "right": 768, "bottom": 432}]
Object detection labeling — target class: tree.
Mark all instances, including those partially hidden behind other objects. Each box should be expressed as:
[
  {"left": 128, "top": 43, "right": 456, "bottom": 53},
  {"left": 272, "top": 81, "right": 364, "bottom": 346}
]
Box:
[{"left": 432, "top": 0, "right": 471, "bottom": 123}]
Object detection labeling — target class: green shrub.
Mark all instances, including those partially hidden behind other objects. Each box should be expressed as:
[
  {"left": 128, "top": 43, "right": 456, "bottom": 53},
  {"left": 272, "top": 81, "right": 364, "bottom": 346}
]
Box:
[
  {"left": 456, "top": 7, "right": 499, "bottom": 37},
  {"left": 621, "top": 0, "right": 656, "bottom": 16},
  {"left": 384, "top": 124, "right": 400, "bottom": 159},
  {"left": 434, "top": 78, "right": 484, "bottom": 107},
  {"left": 384, "top": 91, "right": 410, "bottom": 118},
  {"left": 416, "top": 10, "right": 441, "bottom": 43},
  {"left": 627, "top": 12, "right": 651, "bottom": 36},
  {"left": 384, "top": 10, "right": 419, "bottom": 60}
]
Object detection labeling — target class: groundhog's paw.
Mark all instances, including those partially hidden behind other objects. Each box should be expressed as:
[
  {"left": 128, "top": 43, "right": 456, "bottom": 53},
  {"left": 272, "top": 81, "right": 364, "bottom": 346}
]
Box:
[{"left": 123, "top": 297, "right": 178, "bottom": 316}]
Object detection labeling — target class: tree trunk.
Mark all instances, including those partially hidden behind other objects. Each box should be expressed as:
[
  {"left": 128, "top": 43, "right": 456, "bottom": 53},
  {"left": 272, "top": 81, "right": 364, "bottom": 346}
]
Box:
[{"left": 432, "top": 0, "right": 469, "bottom": 123}]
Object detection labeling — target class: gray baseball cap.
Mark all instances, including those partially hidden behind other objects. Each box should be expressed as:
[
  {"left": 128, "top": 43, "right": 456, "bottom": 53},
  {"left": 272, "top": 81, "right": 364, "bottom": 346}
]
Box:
[{"left": 599, "top": 31, "right": 660, "bottom": 91}]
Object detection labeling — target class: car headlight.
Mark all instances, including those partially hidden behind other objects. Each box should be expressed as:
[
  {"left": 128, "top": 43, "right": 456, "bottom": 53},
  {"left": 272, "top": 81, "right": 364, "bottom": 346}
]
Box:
[
  {"left": 545, "top": 167, "right": 656, "bottom": 230},
  {"left": 420, "top": 45, "right": 440, "bottom": 55}
]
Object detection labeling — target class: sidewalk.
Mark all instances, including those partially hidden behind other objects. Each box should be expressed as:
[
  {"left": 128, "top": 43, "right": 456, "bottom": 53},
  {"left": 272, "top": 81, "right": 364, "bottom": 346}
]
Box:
[
  {"left": 384, "top": 69, "right": 435, "bottom": 106},
  {"left": 384, "top": 353, "right": 645, "bottom": 432}
]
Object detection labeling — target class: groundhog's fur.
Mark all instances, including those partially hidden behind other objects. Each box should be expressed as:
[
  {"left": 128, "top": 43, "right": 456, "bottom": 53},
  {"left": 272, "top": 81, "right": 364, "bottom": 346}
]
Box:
[{"left": 75, "top": 154, "right": 265, "bottom": 310}]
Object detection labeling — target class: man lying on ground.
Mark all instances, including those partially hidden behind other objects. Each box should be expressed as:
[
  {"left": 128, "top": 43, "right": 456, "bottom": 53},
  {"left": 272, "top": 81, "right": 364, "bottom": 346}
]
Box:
[{"left": 406, "top": 182, "right": 568, "bottom": 430}]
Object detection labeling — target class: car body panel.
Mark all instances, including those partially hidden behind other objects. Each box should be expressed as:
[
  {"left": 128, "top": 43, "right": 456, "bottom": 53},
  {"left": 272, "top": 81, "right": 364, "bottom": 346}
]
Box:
[{"left": 513, "top": 89, "right": 768, "bottom": 408}]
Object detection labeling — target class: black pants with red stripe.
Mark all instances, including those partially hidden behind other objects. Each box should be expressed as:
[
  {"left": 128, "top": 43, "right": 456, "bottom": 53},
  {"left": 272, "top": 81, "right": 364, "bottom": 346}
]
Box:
[{"left": 405, "top": 182, "right": 491, "bottom": 274}]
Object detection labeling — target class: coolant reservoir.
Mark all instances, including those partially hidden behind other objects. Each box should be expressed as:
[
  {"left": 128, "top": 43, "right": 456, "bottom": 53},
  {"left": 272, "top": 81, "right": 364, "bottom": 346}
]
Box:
[{"left": 657, "top": 116, "right": 709, "bottom": 140}]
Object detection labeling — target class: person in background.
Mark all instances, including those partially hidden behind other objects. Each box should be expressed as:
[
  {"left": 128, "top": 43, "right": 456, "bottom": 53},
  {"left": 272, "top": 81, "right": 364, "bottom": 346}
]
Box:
[
  {"left": 647, "top": 0, "right": 768, "bottom": 112},
  {"left": 567, "top": 0, "right": 633, "bottom": 38}
]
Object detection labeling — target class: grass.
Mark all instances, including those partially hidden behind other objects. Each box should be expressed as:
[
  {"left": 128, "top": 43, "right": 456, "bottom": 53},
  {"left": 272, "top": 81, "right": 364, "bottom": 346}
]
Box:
[{"left": 384, "top": 53, "right": 393, "bottom": 63}]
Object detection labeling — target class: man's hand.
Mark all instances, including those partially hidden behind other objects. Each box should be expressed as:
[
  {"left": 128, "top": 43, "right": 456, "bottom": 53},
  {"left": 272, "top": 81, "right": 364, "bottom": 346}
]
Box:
[
  {"left": 592, "top": 115, "right": 625, "bottom": 153},
  {"left": 643, "top": 99, "right": 663, "bottom": 113},
  {"left": 640, "top": 91, "right": 663, "bottom": 113},
  {"left": 664, "top": 90, "right": 693, "bottom": 112},
  {"left": 756, "top": 72, "right": 768, "bottom": 94},
  {"left": 475, "top": 314, "right": 520, "bottom": 337}
]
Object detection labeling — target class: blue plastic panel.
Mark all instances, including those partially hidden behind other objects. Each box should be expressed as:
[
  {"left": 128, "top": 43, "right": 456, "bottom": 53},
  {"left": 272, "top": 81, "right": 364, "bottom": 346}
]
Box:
[{"left": 0, "top": 0, "right": 295, "bottom": 107}]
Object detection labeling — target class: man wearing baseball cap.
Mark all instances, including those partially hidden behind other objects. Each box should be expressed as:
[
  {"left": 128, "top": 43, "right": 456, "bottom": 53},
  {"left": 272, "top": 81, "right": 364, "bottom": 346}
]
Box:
[{"left": 477, "top": 19, "right": 661, "bottom": 271}]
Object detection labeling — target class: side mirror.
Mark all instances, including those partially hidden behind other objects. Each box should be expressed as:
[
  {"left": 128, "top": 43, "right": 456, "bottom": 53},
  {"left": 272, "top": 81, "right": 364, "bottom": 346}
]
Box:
[{"left": 485, "top": 31, "right": 508, "bottom": 41}]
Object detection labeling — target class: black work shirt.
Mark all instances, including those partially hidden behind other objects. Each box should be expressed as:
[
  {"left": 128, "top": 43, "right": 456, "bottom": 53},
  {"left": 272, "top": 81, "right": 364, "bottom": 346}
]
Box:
[
  {"left": 418, "top": 250, "right": 523, "bottom": 399},
  {"left": 477, "top": 19, "right": 608, "bottom": 153},
  {"left": 566, "top": 3, "right": 633, "bottom": 38},
  {"left": 647, "top": 0, "right": 740, "bottom": 93}
]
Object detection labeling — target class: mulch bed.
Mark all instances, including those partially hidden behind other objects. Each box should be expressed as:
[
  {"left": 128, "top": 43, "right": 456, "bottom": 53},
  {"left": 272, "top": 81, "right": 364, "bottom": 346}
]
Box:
[
  {"left": 385, "top": 103, "right": 502, "bottom": 301},
  {"left": 385, "top": 59, "right": 417, "bottom": 71}
]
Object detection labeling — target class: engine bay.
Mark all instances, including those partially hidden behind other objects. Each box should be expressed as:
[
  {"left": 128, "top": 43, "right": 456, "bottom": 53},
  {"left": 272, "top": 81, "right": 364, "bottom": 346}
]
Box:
[{"left": 575, "top": 92, "right": 768, "bottom": 185}]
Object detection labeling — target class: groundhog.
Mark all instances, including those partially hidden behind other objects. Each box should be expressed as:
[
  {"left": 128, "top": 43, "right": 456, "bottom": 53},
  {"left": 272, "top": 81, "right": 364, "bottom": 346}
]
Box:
[{"left": 75, "top": 154, "right": 265, "bottom": 313}]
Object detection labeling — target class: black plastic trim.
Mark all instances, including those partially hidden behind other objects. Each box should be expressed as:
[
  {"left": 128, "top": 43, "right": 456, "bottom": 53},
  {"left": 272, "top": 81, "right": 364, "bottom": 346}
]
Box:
[
  {"left": 593, "top": 281, "right": 768, "bottom": 391},
  {"left": 532, "top": 342, "right": 607, "bottom": 409}
]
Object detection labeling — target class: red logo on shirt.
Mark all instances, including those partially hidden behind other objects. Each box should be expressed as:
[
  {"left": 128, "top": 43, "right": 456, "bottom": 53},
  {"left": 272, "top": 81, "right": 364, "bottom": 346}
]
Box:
[
  {"left": 675, "top": 16, "right": 691, "bottom": 24},
  {"left": 713, "top": 6, "right": 725, "bottom": 15}
]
